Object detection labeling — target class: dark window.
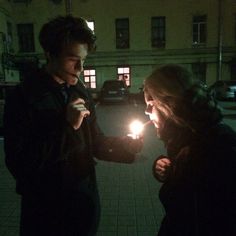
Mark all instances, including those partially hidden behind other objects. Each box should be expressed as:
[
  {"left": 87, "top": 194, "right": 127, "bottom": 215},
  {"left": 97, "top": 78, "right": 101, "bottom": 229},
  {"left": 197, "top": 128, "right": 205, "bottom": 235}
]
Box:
[
  {"left": 17, "top": 23, "right": 35, "bottom": 53},
  {"left": 151, "top": 16, "right": 166, "bottom": 48},
  {"left": 116, "top": 18, "right": 129, "bottom": 49},
  {"left": 231, "top": 57, "right": 236, "bottom": 80},
  {"left": 192, "top": 15, "right": 207, "bottom": 45},
  {"left": 234, "top": 14, "right": 236, "bottom": 43},
  {"left": 6, "top": 21, "right": 13, "bottom": 53}
]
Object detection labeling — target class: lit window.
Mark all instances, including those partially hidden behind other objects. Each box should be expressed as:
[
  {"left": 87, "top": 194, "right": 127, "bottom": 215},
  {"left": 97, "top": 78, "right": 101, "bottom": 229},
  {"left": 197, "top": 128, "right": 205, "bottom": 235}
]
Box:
[
  {"left": 83, "top": 69, "right": 96, "bottom": 88},
  {"left": 117, "top": 66, "right": 130, "bottom": 86},
  {"left": 87, "top": 20, "right": 95, "bottom": 32}
]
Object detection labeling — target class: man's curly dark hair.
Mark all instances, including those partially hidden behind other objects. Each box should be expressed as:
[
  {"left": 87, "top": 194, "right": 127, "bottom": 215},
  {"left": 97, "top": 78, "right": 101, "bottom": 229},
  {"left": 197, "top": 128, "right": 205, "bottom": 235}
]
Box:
[{"left": 39, "top": 15, "right": 96, "bottom": 56}]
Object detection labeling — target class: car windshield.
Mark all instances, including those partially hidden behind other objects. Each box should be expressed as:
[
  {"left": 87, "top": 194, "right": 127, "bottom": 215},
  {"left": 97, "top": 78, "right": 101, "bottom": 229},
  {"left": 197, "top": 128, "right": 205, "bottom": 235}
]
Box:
[{"left": 103, "top": 81, "right": 126, "bottom": 90}]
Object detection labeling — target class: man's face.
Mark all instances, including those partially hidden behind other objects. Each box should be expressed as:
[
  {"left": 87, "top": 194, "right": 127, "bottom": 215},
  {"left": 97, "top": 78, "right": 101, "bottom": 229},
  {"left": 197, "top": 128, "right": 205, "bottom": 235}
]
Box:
[
  {"left": 144, "top": 90, "right": 166, "bottom": 136},
  {"left": 49, "top": 42, "right": 88, "bottom": 85}
]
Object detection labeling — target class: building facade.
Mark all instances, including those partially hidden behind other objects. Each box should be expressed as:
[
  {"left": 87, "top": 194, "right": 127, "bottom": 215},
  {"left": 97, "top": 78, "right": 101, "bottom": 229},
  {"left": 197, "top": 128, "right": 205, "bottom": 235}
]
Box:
[{"left": 0, "top": 0, "right": 236, "bottom": 92}]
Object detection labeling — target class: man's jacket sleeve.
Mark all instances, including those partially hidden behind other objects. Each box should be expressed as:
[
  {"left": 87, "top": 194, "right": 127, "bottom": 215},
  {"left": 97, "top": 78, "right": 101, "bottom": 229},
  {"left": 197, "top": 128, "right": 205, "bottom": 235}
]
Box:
[{"left": 89, "top": 120, "right": 140, "bottom": 163}]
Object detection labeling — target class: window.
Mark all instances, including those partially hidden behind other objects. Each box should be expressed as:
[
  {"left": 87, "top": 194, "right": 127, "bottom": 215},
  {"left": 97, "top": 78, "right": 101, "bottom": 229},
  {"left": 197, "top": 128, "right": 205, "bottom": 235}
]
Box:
[
  {"left": 17, "top": 23, "right": 35, "bottom": 52},
  {"left": 234, "top": 14, "right": 236, "bottom": 43},
  {"left": 86, "top": 20, "right": 95, "bottom": 32},
  {"left": 6, "top": 21, "right": 13, "bottom": 52},
  {"left": 83, "top": 69, "right": 96, "bottom": 88},
  {"left": 192, "top": 15, "right": 207, "bottom": 45},
  {"left": 191, "top": 63, "right": 206, "bottom": 83},
  {"left": 116, "top": 18, "right": 129, "bottom": 49},
  {"left": 231, "top": 57, "right": 236, "bottom": 79},
  {"left": 151, "top": 17, "right": 166, "bottom": 48},
  {"left": 117, "top": 67, "right": 130, "bottom": 86}
]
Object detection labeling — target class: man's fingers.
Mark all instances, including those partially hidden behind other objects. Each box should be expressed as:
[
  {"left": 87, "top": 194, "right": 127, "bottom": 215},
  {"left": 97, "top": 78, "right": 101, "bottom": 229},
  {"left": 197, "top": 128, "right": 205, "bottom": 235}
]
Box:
[
  {"left": 72, "top": 104, "right": 87, "bottom": 111},
  {"left": 156, "top": 166, "right": 165, "bottom": 172},
  {"left": 157, "top": 161, "right": 170, "bottom": 168},
  {"left": 158, "top": 158, "right": 171, "bottom": 167},
  {"left": 71, "top": 98, "right": 85, "bottom": 105}
]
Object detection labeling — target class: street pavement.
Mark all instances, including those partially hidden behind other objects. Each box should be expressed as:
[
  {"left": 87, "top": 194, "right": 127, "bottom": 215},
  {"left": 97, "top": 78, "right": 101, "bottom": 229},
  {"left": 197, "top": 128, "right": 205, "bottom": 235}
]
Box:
[{"left": 0, "top": 101, "right": 235, "bottom": 236}]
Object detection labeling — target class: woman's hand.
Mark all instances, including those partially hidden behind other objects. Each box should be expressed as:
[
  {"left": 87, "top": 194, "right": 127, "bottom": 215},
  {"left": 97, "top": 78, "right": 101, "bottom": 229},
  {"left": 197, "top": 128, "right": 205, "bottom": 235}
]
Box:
[
  {"left": 153, "top": 156, "right": 171, "bottom": 182},
  {"left": 66, "top": 98, "right": 90, "bottom": 130}
]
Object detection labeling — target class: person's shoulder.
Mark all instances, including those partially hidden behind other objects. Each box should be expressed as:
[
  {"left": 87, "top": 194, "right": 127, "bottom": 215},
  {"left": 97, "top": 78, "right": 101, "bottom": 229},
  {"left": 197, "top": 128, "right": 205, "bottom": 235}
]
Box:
[
  {"left": 21, "top": 67, "right": 45, "bottom": 87},
  {"left": 20, "top": 68, "right": 51, "bottom": 96}
]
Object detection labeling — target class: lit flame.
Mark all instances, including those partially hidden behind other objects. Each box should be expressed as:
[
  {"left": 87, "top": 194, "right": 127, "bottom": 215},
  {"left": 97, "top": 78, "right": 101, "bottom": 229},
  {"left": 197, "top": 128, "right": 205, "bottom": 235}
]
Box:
[{"left": 129, "top": 120, "right": 144, "bottom": 136}]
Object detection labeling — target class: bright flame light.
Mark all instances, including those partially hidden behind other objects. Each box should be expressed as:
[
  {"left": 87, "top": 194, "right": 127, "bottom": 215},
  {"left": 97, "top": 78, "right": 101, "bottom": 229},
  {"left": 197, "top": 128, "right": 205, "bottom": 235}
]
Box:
[{"left": 129, "top": 120, "right": 144, "bottom": 136}]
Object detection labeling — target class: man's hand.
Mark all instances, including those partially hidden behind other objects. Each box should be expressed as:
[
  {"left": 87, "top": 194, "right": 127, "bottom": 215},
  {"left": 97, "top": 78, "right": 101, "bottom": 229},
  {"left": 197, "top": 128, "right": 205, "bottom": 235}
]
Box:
[
  {"left": 66, "top": 98, "right": 90, "bottom": 130},
  {"left": 153, "top": 156, "right": 171, "bottom": 182}
]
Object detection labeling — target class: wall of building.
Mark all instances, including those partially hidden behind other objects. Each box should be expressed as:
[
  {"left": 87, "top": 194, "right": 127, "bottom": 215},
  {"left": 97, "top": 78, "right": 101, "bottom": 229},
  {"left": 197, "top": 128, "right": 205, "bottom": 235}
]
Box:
[{"left": 0, "top": 0, "right": 236, "bottom": 90}]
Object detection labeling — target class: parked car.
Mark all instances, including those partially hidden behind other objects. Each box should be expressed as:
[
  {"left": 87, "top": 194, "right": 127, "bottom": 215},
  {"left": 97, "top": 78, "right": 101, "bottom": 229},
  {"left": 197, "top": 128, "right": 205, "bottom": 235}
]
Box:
[
  {"left": 100, "top": 80, "right": 129, "bottom": 104},
  {"left": 209, "top": 80, "right": 236, "bottom": 101},
  {"left": 129, "top": 86, "right": 145, "bottom": 104}
]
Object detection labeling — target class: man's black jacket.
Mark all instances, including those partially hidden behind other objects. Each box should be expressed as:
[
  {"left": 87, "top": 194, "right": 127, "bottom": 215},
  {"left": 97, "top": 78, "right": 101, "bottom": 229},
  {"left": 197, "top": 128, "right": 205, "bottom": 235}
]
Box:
[{"left": 3, "top": 68, "right": 136, "bottom": 199}]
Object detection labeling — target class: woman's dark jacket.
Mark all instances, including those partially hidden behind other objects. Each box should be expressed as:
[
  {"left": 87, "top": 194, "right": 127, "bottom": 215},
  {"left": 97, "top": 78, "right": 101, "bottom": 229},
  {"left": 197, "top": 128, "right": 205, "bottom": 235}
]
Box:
[
  {"left": 156, "top": 117, "right": 236, "bottom": 236},
  {"left": 3, "top": 68, "right": 136, "bottom": 235}
]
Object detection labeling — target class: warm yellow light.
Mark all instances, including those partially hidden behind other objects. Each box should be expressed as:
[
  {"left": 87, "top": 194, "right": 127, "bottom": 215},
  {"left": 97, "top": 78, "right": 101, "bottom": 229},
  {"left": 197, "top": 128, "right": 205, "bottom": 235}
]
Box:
[{"left": 129, "top": 120, "right": 144, "bottom": 136}]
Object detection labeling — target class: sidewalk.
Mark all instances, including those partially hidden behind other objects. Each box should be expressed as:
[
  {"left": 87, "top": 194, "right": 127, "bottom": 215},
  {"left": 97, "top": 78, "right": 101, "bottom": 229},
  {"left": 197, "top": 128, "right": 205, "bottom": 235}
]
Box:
[{"left": 0, "top": 101, "right": 235, "bottom": 236}]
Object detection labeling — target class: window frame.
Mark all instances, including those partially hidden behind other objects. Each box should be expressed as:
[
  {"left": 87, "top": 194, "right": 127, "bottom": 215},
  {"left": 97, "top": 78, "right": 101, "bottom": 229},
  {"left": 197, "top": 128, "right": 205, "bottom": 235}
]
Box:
[
  {"left": 192, "top": 15, "right": 207, "bottom": 46},
  {"left": 115, "top": 18, "right": 130, "bottom": 49},
  {"left": 86, "top": 20, "right": 95, "bottom": 32},
  {"left": 83, "top": 68, "right": 97, "bottom": 89},
  {"left": 6, "top": 21, "right": 14, "bottom": 53},
  {"left": 17, "top": 23, "right": 35, "bottom": 53},
  {"left": 151, "top": 16, "right": 166, "bottom": 48},
  {"left": 117, "top": 66, "right": 131, "bottom": 87}
]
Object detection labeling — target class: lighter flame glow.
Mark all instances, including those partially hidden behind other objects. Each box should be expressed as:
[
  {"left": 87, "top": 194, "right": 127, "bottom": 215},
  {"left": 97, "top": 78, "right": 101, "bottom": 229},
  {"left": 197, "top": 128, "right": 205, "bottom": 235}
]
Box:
[{"left": 129, "top": 120, "right": 144, "bottom": 136}]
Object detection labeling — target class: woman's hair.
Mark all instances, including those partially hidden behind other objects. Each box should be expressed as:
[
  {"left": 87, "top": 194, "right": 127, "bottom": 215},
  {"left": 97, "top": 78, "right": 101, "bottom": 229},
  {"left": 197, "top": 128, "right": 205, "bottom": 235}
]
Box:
[
  {"left": 144, "top": 64, "right": 222, "bottom": 131},
  {"left": 39, "top": 15, "right": 96, "bottom": 56}
]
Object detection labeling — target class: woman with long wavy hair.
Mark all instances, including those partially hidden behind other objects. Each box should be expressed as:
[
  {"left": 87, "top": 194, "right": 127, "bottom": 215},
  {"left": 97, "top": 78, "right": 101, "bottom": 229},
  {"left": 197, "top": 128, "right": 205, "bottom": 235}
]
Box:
[{"left": 144, "top": 64, "right": 236, "bottom": 236}]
